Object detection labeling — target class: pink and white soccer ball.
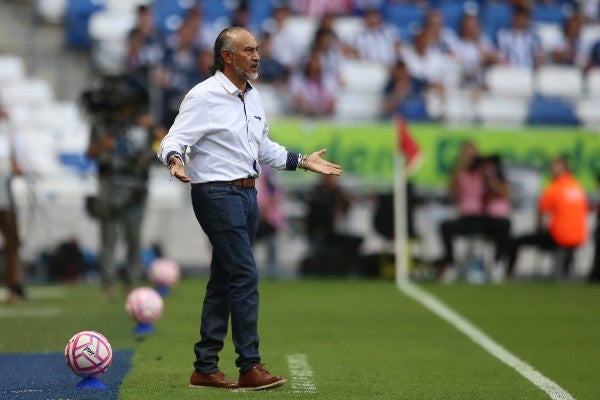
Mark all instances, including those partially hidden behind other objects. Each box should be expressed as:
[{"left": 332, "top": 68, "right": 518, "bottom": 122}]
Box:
[
  {"left": 148, "top": 257, "right": 181, "bottom": 287},
  {"left": 125, "top": 287, "right": 164, "bottom": 323},
  {"left": 64, "top": 330, "right": 112, "bottom": 378}
]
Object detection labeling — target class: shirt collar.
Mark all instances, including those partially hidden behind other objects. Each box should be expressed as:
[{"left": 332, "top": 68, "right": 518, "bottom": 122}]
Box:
[{"left": 214, "top": 70, "right": 254, "bottom": 97}]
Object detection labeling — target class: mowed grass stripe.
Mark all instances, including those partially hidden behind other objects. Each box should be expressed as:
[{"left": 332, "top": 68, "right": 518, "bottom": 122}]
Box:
[
  {"left": 422, "top": 282, "right": 600, "bottom": 400},
  {"left": 121, "top": 279, "right": 544, "bottom": 399},
  {"left": 399, "top": 282, "right": 574, "bottom": 400},
  {"left": 4, "top": 280, "right": 593, "bottom": 399}
]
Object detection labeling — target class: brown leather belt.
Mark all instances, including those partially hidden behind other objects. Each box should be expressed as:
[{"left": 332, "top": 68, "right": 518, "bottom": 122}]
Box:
[
  {"left": 227, "top": 178, "right": 256, "bottom": 188},
  {"left": 194, "top": 178, "right": 256, "bottom": 188}
]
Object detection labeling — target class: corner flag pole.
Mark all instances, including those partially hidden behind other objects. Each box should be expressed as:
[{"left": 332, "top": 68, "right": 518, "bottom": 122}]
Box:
[
  {"left": 394, "top": 150, "right": 410, "bottom": 286},
  {"left": 393, "top": 116, "right": 421, "bottom": 286}
]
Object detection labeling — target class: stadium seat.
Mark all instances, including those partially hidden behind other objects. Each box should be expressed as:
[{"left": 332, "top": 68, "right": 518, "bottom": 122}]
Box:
[
  {"left": 285, "top": 16, "right": 318, "bottom": 56},
  {"left": 581, "top": 23, "right": 600, "bottom": 46},
  {"left": 338, "top": 60, "right": 389, "bottom": 95},
  {"left": 153, "top": 0, "right": 193, "bottom": 35},
  {"left": 527, "top": 96, "right": 579, "bottom": 126},
  {"left": 88, "top": 10, "right": 136, "bottom": 42},
  {"left": 0, "top": 54, "right": 26, "bottom": 84},
  {"left": 481, "top": 2, "right": 512, "bottom": 39},
  {"left": 35, "top": 0, "right": 67, "bottom": 23},
  {"left": 248, "top": 0, "right": 273, "bottom": 32},
  {"left": 585, "top": 68, "right": 600, "bottom": 97},
  {"left": 476, "top": 95, "right": 529, "bottom": 126},
  {"left": 439, "top": 2, "right": 469, "bottom": 34},
  {"left": 535, "top": 23, "right": 562, "bottom": 53},
  {"left": 383, "top": 3, "right": 425, "bottom": 41},
  {"left": 332, "top": 16, "right": 363, "bottom": 45},
  {"left": 485, "top": 65, "right": 534, "bottom": 98},
  {"left": 64, "top": 0, "right": 106, "bottom": 48},
  {"left": 32, "top": 101, "right": 81, "bottom": 136},
  {"left": 334, "top": 92, "right": 383, "bottom": 122},
  {"left": 0, "top": 78, "right": 54, "bottom": 108},
  {"left": 575, "top": 98, "right": 600, "bottom": 129},
  {"left": 253, "top": 83, "right": 286, "bottom": 118},
  {"left": 532, "top": 3, "right": 565, "bottom": 24},
  {"left": 198, "top": 0, "right": 233, "bottom": 22},
  {"left": 88, "top": 10, "right": 136, "bottom": 74},
  {"left": 104, "top": 0, "right": 145, "bottom": 13},
  {"left": 439, "top": 91, "right": 476, "bottom": 125},
  {"left": 15, "top": 128, "right": 63, "bottom": 176},
  {"left": 534, "top": 65, "right": 583, "bottom": 99}
]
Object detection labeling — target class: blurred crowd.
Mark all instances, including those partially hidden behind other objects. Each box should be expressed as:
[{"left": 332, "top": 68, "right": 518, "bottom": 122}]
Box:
[{"left": 117, "top": 0, "right": 600, "bottom": 128}]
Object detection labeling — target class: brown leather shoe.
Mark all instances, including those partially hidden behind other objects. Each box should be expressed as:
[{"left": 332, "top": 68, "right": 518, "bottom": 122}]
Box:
[
  {"left": 189, "top": 371, "right": 238, "bottom": 389},
  {"left": 238, "top": 364, "right": 287, "bottom": 390}
]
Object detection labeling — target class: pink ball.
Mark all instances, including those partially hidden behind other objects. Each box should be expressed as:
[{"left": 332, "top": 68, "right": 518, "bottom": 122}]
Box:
[
  {"left": 125, "top": 287, "right": 164, "bottom": 323},
  {"left": 64, "top": 330, "right": 112, "bottom": 378},
  {"left": 148, "top": 257, "right": 181, "bottom": 287}
]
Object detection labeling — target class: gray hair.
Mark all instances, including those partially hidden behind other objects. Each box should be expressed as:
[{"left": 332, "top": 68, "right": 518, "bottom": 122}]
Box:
[{"left": 209, "top": 27, "right": 247, "bottom": 75}]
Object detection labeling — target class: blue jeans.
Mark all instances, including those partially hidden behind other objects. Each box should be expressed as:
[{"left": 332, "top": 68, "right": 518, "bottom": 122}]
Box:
[{"left": 191, "top": 183, "right": 261, "bottom": 374}]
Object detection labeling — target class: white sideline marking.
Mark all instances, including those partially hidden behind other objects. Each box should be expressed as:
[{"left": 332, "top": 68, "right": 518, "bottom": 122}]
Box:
[
  {"left": 0, "top": 307, "right": 62, "bottom": 318},
  {"left": 286, "top": 353, "right": 317, "bottom": 394},
  {"left": 0, "top": 286, "right": 67, "bottom": 301},
  {"left": 398, "top": 282, "right": 574, "bottom": 400}
]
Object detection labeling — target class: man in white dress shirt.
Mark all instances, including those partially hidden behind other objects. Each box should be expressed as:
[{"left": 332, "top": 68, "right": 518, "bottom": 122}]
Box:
[{"left": 157, "top": 27, "right": 342, "bottom": 390}]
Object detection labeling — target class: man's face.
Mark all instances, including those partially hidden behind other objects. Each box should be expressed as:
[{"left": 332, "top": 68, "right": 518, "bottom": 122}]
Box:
[{"left": 231, "top": 30, "right": 260, "bottom": 81}]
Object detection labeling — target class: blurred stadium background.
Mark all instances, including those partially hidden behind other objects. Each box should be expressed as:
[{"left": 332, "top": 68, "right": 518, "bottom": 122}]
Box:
[{"left": 1, "top": 0, "right": 600, "bottom": 284}]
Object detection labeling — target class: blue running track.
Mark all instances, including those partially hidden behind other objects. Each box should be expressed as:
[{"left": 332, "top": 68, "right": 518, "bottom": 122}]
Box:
[{"left": 0, "top": 350, "right": 132, "bottom": 400}]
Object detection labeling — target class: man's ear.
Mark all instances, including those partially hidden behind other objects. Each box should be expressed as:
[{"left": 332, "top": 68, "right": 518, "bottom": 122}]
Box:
[{"left": 221, "top": 48, "right": 233, "bottom": 65}]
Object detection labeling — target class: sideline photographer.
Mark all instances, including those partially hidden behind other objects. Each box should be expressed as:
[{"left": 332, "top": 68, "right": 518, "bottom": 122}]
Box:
[{"left": 83, "top": 76, "right": 161, "bottom": 299}]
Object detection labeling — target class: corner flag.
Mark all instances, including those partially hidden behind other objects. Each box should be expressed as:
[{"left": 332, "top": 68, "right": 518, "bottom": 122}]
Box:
[{"left": 395, "top": 116, "right": 423, "bottom": 175}]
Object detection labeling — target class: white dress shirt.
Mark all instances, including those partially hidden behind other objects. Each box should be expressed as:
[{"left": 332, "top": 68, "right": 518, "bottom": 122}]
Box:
[{"left": 157, "top": 70, "right": 294, "bottom": 184}]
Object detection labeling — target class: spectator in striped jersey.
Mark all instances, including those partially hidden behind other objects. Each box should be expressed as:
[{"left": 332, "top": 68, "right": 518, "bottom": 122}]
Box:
[{"left": 496, "top": 5, "right": 544, "bottom": 69}]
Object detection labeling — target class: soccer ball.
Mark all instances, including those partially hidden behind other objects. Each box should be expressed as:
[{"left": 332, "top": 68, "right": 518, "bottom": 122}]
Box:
[
  {"left": 125, "top": 287, "right": 164, "bottom": 324},
  {"left": 148, "top": 257, "right": 181, "bottom": 288},
  {"left": 64, "top": 330, "right": 112, "bottom": 378}
]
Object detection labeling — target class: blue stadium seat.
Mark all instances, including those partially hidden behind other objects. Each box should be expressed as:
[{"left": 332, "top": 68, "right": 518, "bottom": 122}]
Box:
[
  {"left": 439, "top": 2, "right": 467, "bottom": 34},
  {"left": 527, "top": 96, "right": 579, "bottom": 126},
  {"left": 248, "top": 0, "right": 274, "bottom": 32},
  {"left": 481, "top": 2, "right": 512, "bottom": 42},
  {"left": 383, "top": 3, "right": 425, "bottom": 41},
  {"left": 198, "top": 0, "right": 232, "bottom": 23},
  {"left": 532, "top": 4, "right": 565, "bottom": 24},
  {"left": 58, "top": 153, "right": 96, "bottom": 175},
  {"left": 153, "top": 0, "right": 190, "bottom": 35},
  {"left": 65, "top": 0, "right": 105, "bottom": 48}
]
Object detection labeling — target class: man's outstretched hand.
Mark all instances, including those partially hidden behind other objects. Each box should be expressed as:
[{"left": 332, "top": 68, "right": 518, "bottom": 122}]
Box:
[{"left": 303, "top": 149, "right": 343, "bottom": 175}]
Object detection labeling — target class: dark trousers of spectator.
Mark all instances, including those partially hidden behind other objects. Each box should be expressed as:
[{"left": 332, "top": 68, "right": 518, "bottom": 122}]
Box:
[
  {"left": 507, "top": 230, "right": 574, "bottom": 278},
  {"left": 0, "top": 208, "right": 22, "bottom": 289},
  {"left": 439, "top": 215, "right": 511, "bottom": 266},
  {"left": 588, "top": 219, "right": 600, "bottom": 283}
]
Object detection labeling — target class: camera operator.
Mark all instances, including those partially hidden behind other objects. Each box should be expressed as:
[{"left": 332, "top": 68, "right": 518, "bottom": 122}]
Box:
[
  {"left": 83, "top": 76, "right": 159, "bottom": 299},
  {"left": 435, "top": 140, "right": 511, "bottom": 280}
]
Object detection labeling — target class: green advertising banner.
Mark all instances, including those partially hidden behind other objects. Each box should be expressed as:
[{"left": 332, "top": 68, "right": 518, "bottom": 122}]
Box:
[{"left": 269, "top": 119, "right": 600, "bottom": 192}]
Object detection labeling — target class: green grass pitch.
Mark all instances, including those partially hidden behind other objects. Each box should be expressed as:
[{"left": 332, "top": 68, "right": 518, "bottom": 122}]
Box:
[{"left": 2, "top": 279, "right": 600, "bottom": 399}]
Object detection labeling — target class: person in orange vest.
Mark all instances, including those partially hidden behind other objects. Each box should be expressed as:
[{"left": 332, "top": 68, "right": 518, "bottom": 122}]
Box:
[{"left": 507, "top": 157, "right": 588, "bottom": 279}]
